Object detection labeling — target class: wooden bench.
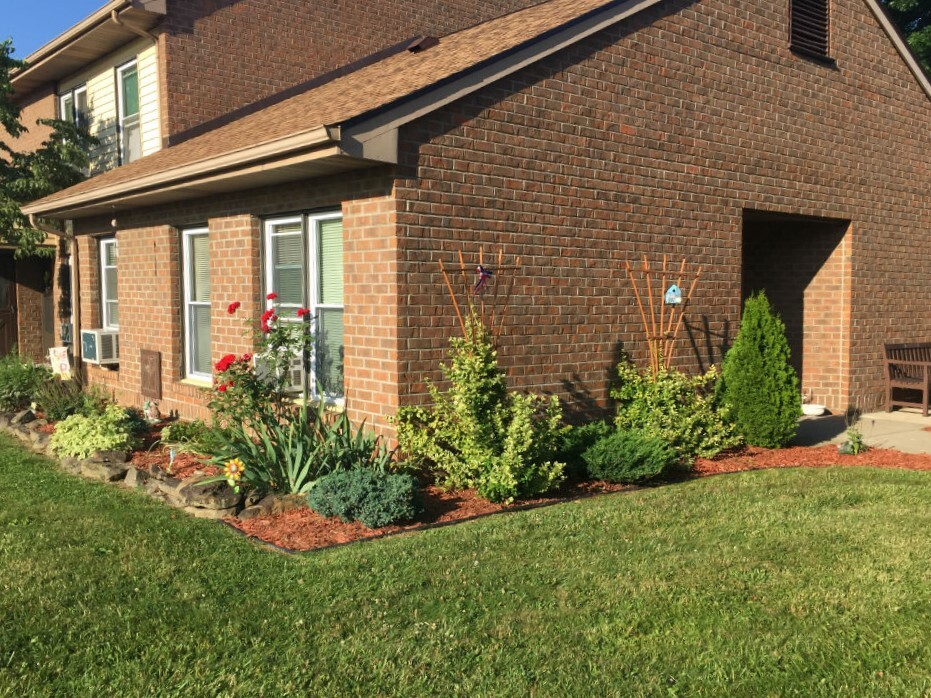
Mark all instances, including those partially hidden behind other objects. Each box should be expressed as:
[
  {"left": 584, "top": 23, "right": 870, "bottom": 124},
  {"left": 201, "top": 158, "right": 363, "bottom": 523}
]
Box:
[{"left": 885, "top": 342, "right": 931, "bottom": 416}]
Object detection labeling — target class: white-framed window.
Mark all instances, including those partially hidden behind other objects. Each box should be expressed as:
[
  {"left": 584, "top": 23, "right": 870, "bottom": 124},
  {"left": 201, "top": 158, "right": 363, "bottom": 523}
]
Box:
[
  {"left": 59, "top": 85, "right": 88, "bottom": 129},
  {"left": 116, "top": 60, "right": 141, "bottom": 164},
  {"left": 99, "top": 238, "right": 118, "bottom": 329},
  {"left": 182, "top": 227, "right": 211, "bottom": 380},
  {"left": 263, "top": 212, "right": 344, "bottom": 400}
]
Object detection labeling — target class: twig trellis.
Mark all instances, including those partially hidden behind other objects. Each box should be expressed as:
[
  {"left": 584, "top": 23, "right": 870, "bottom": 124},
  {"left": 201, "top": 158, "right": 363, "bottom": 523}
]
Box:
[
  {"left": 624, "top": 255, "right": 702, "bottom": 374},
  {"left": 439, "top": 247, "right": 521, "bottom": 342}
]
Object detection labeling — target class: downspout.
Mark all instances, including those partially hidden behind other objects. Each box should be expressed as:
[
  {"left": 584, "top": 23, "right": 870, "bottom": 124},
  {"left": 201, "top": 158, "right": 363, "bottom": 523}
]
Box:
[
  {"left": 110, "top": 9, "right": 158, "bottom": 43},
  {"left": 29, "top": 214, "right": 82, "bottom": 376}
]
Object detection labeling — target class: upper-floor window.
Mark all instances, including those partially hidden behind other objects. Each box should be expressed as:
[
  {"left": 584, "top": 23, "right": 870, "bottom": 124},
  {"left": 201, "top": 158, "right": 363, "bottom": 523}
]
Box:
[
  {"left": 182, "top": 227, "right": 211, "bottom": 381},
  {"left": 117, "top": 60, "right": 141, "bottom": 164},
  {"left": 263, "top": 212, "right": 344, "bottom": 400},
  {"left": 100, "top": 238, "right": 118, "bottom": 330},
  {"left": 59, "top": 85, "right": 88, "bottom": 129},
  {"left": 790, "top": 0, "right": 830, "bottom": 60}
]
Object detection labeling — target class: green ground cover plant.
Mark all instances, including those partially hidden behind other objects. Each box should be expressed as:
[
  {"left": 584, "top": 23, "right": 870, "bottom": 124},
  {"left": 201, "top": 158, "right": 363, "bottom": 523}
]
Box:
[
  {"left": 2, "top": 436, "right": 931, "bottom": 695},
  {"left": 308, "top": 469, "right": 422, "bottom": 528},
  {"left": 582, "top": 429, "right": 678, "bottom": 483},
  {"left": 48, "top": 404, "right": 142, "bottom": 459}
]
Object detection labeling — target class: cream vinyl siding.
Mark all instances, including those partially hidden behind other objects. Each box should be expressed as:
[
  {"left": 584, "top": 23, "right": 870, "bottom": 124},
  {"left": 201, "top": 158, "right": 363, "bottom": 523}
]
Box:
[{"left": 59, "top": 38, "right": 161, "bottom": 174}]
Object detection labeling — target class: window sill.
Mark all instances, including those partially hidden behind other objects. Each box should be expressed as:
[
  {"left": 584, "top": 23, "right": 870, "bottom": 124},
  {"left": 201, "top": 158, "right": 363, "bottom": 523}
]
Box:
[{"left": 180, "top": 377, "right": 213, "bottom": 389}]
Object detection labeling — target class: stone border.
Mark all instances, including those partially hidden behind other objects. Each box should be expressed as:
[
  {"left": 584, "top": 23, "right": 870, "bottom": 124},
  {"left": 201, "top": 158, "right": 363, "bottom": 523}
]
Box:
[{"left": 0, "top": 409, "right": 307, "bottom": 521}]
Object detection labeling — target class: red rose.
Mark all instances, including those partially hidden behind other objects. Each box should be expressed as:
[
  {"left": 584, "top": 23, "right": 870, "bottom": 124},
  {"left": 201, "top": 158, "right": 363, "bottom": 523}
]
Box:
[
  {"left": 227, "top": 301, "right": 241, "bottom": 315},
  {"left": 240, "top": 353, "right": 252, "bottom": 363},
  {"left": 215, "top": 353, "right": 237, "bottom": 372},
  {"left": 261, "top": 322, "right": 271, "bottom": 334},
  {"left": 297, "top": 307, "right": 310, "bottom": 318},
  {"left": 260, "top": 309, "right": 275, "bottom": 323},
  {"left": 217, "top": 384, "right": 228, "bottom": 393},
  {"left": 266, "top": 292, "right": 278, "bottom": 300}
]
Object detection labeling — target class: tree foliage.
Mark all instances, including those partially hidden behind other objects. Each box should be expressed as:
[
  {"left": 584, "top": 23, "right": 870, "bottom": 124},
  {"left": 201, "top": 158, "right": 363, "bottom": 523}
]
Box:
[
  {"left": 0, "top": 40, "right": 95, "bottom": 257},
  {"left": 717, "top": 292, "right": 800, "bottom": 449},
  {"left": 881, "top": 0, "right": 931, "bottom": 74}
]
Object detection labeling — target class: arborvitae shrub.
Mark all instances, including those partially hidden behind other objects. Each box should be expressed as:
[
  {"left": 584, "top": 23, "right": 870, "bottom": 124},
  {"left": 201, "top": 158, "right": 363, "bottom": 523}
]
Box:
[
  {"left": 582, "top": 430, "right": 678, "bottom": 484},
  {"left": 717, "top": 291, "right": 800, "bottom": 448}
]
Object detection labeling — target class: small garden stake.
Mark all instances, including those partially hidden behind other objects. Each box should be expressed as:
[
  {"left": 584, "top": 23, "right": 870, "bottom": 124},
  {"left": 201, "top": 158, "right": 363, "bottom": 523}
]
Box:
[{"left": 624, "top": 256, "right": 702, "bottom": 373}]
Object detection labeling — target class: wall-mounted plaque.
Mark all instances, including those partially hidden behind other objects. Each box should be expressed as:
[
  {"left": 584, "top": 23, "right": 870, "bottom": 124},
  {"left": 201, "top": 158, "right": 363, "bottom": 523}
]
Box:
[{"left": 140, "top": 349, "right": 162, "bottom": 400}]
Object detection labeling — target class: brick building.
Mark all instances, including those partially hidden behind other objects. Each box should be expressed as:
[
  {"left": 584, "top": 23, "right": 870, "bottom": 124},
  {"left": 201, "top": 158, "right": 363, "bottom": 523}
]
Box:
[
  {"left": 9, "top": 0, "right": 543, "bottom": 364},
  {"left": 24, "top": 0, "right": 931, "bottom": 433}
]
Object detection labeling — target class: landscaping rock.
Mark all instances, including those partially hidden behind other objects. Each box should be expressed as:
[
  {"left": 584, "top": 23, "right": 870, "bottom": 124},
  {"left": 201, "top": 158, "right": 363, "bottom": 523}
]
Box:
[
  {"left": 123, "top": 466, "right": 150, "bottom": 489},
  {"left": 59, "top": 456, "right": 81, "bottom": 474},
  {"left": 30, "top": 434, "right": 50, "bottom": 452},
  {"left": 238, "top": 493, "right": 309, "bottom": 520},
  {"left": 90, "top": 449, "right": 130, "bottom": 464},
  {"left": 179, "top": 477, "right": 242, "bottom": 511},
  {"left": 29, "top": 418, "right": 48, "bottom": 430},
  {"left": 0, "top": 415, "right": 10, "bottom": 429},
  {"left": 10, "top": 410, "right": 35, "bottom": 426},
  {"left": 183, "top": 505, "right": 239, "bottom": 520},
  {"left": 80, "top": 459, "right": 129, "bottom": 482}
]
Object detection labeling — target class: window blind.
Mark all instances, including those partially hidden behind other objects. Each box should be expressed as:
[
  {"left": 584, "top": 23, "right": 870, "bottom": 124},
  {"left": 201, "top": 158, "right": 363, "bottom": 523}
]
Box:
[
  {"left": 318, "top": 218, "right": 343, "bottom": 305},
  {"left": 271, "top": 225, "right": 304, "bottom": 307}
]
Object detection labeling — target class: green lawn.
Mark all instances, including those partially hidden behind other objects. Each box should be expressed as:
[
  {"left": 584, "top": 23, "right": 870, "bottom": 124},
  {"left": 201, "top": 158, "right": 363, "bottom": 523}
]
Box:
[{"left": 2, "top": 436, "right": 931, "bottom": 696}]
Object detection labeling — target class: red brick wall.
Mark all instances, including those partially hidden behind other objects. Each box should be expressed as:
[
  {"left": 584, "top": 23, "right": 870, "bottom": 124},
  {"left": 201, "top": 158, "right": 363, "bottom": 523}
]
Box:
[
  {"left": 742, "top": 218, "right": 852, "bottom": 410},
  {"left": 9, "top": 84, "right": 55, "bottom": 154},
  {"left": 392, "top": 0, "right": 931, "bottom": 414},
  {"left": 72, "top": 171, "right": 398, "bottom": 430},
  {"left": 14, "top": 257, "right": 51, "bottom": 363},
  {"left": 160, "top": 0, "right": 544, "bottom": 141}
]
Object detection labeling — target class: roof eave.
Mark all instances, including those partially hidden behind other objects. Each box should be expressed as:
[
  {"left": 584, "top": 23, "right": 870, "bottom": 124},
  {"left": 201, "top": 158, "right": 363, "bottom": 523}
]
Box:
[
  {"left": 12, "top": 0, "right": 167, "bottom": 98},
  {"left": 863, "top": 0, "right": 931, "bottom": 102},
  {"left": 22, "top": 125, "right": 395, "bottom": 219}
]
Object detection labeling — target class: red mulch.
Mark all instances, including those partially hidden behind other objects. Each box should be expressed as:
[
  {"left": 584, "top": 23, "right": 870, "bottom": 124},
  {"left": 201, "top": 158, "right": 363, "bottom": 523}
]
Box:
[
  {"left": 35, "top": 422, "right": 56, "bottom": 434},
  {"left": 228, "top": 479, "right": 630, "bottom": 552},
  {"left": 130, "top": 446, "right": 220, "bottom": 481},
  {"left": 694, "top": 444, "right": 931, "bottom": 474},
  {"left": 228, "top": 445, "right": 931, "bottom": 553}
]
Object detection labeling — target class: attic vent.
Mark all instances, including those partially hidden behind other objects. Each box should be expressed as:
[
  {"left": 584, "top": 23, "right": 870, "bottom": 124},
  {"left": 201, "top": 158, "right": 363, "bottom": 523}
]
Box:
[
  {"left": 790, "top": 0, "right": 830, "bottom": 59},
  {"left": 407, "top": 35, "right": 439, "bottom": 53}
]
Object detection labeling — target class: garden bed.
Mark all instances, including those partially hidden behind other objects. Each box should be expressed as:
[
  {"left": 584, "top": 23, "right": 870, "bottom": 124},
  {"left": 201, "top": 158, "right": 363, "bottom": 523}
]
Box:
[{"left": 227, "top": 444, "right": 931, "bottom": 552}]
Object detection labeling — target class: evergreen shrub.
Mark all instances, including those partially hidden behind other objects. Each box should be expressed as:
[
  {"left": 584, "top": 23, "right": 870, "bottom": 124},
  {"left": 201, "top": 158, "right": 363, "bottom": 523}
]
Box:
[
  {"left": 308, "top": 469, "right": 422, "bottom": 529},
  {"left": 582, "top": 430, "right": 677, "bottom": 484},
  {"left": 717, "top": 292, "right": 800, "bottom": 448}
]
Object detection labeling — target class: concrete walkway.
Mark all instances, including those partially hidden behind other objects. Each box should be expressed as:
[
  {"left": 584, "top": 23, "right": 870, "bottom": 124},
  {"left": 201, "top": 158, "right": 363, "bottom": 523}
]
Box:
[{"left": 794, "top": 409, "right": 931, "bottom": 454}]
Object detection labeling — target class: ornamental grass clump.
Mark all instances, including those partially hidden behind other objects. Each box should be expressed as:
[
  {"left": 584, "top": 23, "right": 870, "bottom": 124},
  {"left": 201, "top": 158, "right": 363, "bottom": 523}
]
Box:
[
  {"left": 394, "top": 313, "right": 566, "bottom": 504},
  {"left": 717, "top": 291, "right": 800, "bottom": 448}
]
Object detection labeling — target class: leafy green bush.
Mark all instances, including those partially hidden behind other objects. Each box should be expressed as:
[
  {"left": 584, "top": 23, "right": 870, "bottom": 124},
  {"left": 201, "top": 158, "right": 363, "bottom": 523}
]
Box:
[
  {"left": 394, "top": 314, "right": 566, "bottom": 504},
  {"left": 582, "top": 429, "right": 678, "bottom": 484},
  {"left": 555, "top": 420, "right": 613, "bottom": 477},
  {"left": 0, "top": 353, "right": 52, "bottom": 412},
  {"left": 612, "top": 360, "right": 741, "bottom": 466},
  {"left": 161, "top": 419, "right": 210, "bottom": 445},
  {"left": 211, "top": 402, "right": 396, "bottom": 495},
  {"left": 308, "top": 469, "right": 422, "bottom": 528},
  {"left": 49, "top": 404, "right": 142, "bottom": 459},
  {"left": 717, "top": 292, "right": 800, "bottom": 448},
  {"left": 36, "top": 378, "right": 85, "bottom": 421}
]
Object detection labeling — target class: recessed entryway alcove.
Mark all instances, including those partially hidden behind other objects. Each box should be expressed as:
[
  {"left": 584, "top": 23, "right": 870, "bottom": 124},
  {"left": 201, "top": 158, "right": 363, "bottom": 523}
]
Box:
[{"left": 741, "top": 210, "right": 852, "bottom": 411}]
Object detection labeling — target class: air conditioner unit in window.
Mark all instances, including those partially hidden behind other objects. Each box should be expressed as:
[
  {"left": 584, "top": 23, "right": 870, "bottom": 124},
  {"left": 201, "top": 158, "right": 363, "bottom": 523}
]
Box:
[
  {"left": 81, "top": 329, "right": 120, "bottom": 365},
  {"left": 253, "top": 351, "right": 305, "bottom": 394}
]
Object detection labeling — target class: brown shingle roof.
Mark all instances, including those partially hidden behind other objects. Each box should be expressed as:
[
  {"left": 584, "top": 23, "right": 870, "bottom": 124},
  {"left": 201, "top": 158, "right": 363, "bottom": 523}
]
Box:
[{"left": 28, "top": 0, "right": 620, "bottom": 211}]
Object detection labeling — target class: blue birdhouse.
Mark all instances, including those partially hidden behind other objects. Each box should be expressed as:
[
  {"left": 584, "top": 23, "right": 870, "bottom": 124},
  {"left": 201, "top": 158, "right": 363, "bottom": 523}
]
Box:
[{"left": 664, "top": 284, "right": 682, "bottom": 305}]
